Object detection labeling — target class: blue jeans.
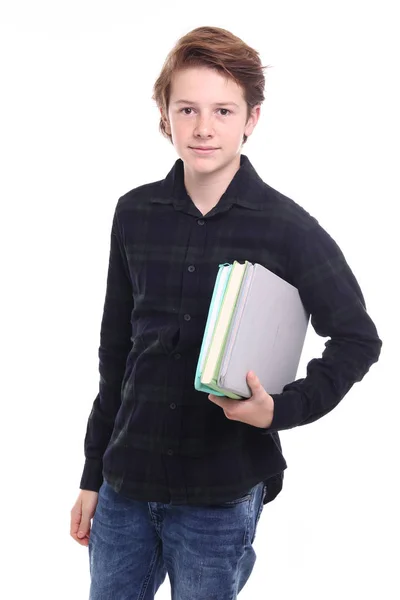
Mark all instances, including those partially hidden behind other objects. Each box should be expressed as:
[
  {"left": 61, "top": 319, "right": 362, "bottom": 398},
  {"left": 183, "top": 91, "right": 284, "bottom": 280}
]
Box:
[{"left": 88, "top": 479, "right": 267, "bottom": 600}]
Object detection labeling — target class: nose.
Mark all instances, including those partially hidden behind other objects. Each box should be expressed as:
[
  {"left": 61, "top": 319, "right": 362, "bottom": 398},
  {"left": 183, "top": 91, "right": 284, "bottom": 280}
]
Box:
[{"left": 194, "top": 114, "right": 215, "bottom": 137}]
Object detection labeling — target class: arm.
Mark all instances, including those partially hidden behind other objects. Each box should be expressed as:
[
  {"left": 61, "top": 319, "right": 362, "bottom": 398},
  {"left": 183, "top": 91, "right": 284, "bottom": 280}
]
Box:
[
  {"left": 262, "top": 217, "right": 382, "bottom": 434},
  {"left": 79, "top": 202, "right": 134, "bottom": 490}
]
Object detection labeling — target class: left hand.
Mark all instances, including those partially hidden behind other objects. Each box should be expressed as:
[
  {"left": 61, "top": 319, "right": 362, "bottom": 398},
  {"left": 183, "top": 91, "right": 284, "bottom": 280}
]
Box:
[{"left": 208, "top": 371, "right": 274, "bottom": 429}]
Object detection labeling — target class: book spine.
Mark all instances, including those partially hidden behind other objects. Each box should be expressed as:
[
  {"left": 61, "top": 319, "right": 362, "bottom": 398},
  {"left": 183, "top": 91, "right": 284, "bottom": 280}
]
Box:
[{"left": 218, "top": 266, "right": 254, "bottom": 384}]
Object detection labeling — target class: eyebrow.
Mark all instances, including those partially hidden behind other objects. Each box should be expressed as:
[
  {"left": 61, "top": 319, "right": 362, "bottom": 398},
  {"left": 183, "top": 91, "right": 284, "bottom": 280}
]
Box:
[{"left": 173, "top": 100, "right": 239, "bottom": 108}]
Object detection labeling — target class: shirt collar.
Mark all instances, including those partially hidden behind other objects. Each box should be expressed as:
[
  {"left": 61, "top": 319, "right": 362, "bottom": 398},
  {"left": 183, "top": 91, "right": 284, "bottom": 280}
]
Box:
[{"left": 151, "top": 153, "right": 267, "bottom": 211}]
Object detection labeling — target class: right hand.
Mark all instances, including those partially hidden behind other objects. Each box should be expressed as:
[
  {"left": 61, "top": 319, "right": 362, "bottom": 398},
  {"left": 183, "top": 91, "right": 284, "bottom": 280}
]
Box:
[{"left": 70, "top": 490, "right": 99, "bottom": 546}]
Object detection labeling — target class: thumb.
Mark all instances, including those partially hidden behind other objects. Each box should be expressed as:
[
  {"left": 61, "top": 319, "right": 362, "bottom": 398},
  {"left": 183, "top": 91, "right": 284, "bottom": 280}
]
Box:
[
  {"left": 247, "top": 371, "right": 262, "bottom": 394},
  {"left": 77, "top": 512, "right": 91, "bottom": 538}
]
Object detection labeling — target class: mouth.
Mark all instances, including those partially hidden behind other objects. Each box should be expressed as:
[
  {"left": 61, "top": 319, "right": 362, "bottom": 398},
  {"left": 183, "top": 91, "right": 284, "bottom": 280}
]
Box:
[{"left": 190, "top": 147, "right": 219, "bottom": 155}]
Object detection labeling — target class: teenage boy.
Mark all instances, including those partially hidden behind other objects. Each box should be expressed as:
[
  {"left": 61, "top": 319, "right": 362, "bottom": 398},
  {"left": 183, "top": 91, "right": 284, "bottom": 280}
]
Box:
[{"left": 71, "top": 26, "right": 382, "bottom": 600}]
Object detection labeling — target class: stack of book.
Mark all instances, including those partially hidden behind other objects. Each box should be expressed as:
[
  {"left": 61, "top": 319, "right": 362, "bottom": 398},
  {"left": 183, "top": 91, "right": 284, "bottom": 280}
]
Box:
[{"left": 194, "top": 261, "right": 309, "bottom": 399}]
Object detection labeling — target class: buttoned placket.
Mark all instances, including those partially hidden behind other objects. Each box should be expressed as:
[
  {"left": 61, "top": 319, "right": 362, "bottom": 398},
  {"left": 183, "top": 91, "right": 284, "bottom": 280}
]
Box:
[
  {"left": 162, "top": 214, "right": 209, "bottom": 477},
  {"left": 162, "top": 201, "right": 235, "bottom": 502}
]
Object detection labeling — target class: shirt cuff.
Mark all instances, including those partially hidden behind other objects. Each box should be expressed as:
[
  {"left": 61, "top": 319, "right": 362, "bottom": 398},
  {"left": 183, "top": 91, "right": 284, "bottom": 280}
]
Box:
[
  {"left": 79, "top": 458, "right": 104, "bottom": 492},
  {"left": 260, "top": 390, "right": 303, "bottom": 434}
]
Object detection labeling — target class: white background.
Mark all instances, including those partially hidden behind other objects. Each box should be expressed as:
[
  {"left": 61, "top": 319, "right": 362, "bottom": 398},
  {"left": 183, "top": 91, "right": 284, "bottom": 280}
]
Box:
[{"left": 1, "top": 1, "right": 398, "bottom": 599}]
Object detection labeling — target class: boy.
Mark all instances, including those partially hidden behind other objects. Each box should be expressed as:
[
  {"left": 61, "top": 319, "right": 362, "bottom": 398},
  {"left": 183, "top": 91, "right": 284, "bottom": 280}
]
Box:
[{"left": 70, "top": 26, "right": 382, "bottom": 600}]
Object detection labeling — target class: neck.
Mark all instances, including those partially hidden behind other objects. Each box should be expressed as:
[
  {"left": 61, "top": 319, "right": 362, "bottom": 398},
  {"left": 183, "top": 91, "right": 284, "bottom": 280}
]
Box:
[{"left": 183, "top": 153, "right": 241, "bottom": 215}]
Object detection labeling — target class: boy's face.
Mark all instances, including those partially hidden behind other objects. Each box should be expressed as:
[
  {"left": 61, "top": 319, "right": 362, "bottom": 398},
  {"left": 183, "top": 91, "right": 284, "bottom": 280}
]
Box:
[{"left": 161, "top": 66, "right": 260, "bottom": 173}]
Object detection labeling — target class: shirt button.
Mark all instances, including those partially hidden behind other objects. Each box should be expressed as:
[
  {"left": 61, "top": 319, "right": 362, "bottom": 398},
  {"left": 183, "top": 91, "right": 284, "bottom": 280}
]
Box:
[
  {"left": 197, "top": 219, "right": 205, "bottom": 226},
  {"left": 174, "top": 353, "right": 181, "bottom": 360},
  {"left": 167, "top": 449, "right": 174, "bottom": 456},
  {"left": 170, "top": 403, "right": 176, "bottom": 409},
  {"left": 188, "top": 265, "right": 195, "bottom": 272},
  {"left": 184, "top": 314, "right": 191, "bottom": 321}
]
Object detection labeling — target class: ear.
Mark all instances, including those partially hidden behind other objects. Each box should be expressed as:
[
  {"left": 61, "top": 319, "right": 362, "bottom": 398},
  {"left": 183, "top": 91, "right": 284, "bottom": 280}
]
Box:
[
  {"left": 159, "top": 107, "right": 171, "bottom": 134},
  {"left": 244, "top": 105, "right": 261, "bottom": 138}
]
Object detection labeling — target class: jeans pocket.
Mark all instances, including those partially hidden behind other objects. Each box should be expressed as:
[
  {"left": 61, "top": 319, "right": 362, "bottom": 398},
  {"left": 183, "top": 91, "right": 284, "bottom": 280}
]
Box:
[
  {"left": 255, "top": 485, "right": 266, "bottom": 524},
  {"left": 250, "top": 483, "right": 266, "bottom": 544},
  {"left": 200, "top": 487, "right": 252, "bottom": 509},
  {"left": 215, "top": 491, "right": 253, "bottom": 507}
]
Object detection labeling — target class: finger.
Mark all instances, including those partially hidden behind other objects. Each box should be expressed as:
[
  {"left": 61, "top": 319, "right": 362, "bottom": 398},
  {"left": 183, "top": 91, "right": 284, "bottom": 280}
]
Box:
[
  {"left": 77, "top": 534, "right": 90, "bottom": 547},
  {"left": 70, "top": 505, "right": 91, "bottom": 546},
  {"left": 70, "top": 505, "right": 81, "bottom": 537},
  {"left": 209, "top": 395, "right": 235, "bottom": 410},
  {"left": 72, "top": 527, "right": 90, "bottom": 546},
  {"left": 208, "top": 394, "right": 224, "bottom": 406},
  {"left": 77, "top": 513, "right": 91, "bottom": 541}
]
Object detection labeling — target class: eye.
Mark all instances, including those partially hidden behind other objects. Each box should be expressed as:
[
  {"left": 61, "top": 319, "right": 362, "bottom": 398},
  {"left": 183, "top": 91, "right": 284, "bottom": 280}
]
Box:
[{"left": 180, "top": 108, "right": 231, "bottom": 116}]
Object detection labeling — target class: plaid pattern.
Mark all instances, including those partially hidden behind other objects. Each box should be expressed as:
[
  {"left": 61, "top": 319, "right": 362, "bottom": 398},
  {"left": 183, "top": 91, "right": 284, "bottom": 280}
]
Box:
[{"left": 80, "top": 154, "right": 382, "bottom": 505}]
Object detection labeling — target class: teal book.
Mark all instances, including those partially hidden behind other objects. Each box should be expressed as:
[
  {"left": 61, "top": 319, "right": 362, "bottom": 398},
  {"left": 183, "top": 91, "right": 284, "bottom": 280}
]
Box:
[{"left": 194, "top": 263, "right": 232, "bottom": 396}]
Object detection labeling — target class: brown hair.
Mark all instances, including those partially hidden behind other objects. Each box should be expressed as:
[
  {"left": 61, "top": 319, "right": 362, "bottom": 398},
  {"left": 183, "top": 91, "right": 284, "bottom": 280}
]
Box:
[{"left": 152, "top": 26, "right": 271, "bottom": 145}]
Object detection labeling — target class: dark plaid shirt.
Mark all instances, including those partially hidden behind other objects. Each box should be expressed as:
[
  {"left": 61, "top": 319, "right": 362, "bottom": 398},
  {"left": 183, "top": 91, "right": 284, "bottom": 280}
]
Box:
[{"left": 80, "top": 154, "right": 382, "bottom": 505}]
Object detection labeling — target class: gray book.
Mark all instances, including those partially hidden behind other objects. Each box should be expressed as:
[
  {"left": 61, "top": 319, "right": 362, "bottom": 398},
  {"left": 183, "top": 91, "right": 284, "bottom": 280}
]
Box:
[{"left": 217, "top": 262, "right": 309, "bottom": 398}]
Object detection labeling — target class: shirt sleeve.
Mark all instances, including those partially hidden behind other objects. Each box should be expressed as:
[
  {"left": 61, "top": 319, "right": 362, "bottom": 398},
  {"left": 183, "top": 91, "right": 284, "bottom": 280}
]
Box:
[
  {"left": 261, "top": 217, "right": 382, "bottom": 434},
  {"left": 79, "top": 201, "right": 134, "bottom": 491}
]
